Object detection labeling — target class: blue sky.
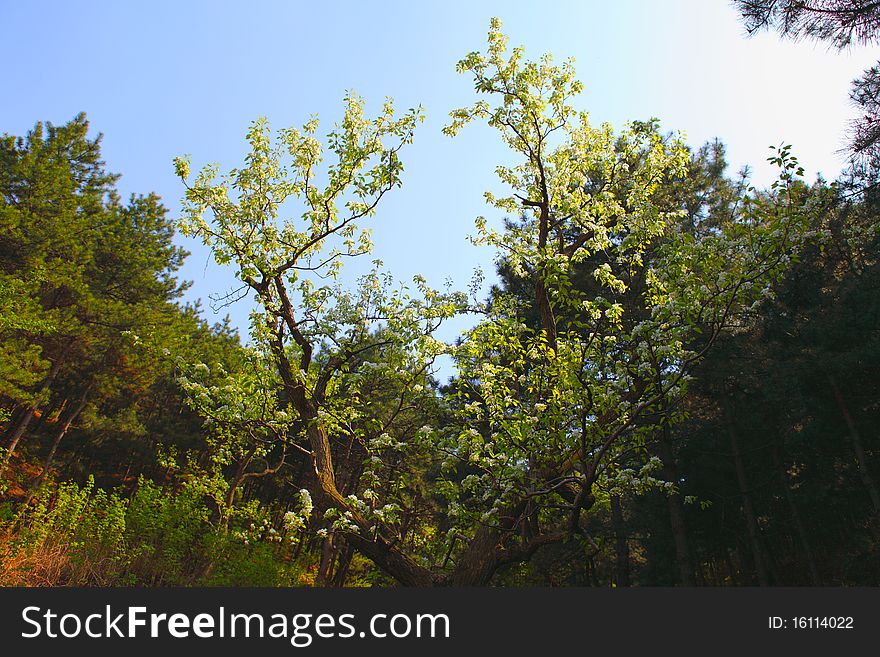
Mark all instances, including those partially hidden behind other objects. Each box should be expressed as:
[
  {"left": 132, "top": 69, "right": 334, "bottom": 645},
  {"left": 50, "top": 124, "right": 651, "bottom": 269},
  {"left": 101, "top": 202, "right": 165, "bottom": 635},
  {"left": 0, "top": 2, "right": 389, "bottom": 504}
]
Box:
[{"left": 3, "top": 0, "right": 879, "bottom": 377}]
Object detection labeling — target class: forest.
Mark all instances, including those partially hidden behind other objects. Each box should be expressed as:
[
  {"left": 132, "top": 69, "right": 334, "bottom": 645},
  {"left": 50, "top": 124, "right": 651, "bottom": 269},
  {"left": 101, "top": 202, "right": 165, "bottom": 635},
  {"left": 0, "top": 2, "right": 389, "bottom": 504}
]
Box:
[{"left": 1, "top": 3, "right": 878, "bottom": 587}]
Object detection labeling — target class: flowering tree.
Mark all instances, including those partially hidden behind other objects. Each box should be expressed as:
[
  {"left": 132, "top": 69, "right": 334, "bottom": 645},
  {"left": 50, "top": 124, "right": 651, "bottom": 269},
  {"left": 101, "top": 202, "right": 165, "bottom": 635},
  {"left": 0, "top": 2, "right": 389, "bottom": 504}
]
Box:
[
  {"left": 435, "top": 19, "right": 810, "bottom": 584},
  {"left": 175, "top": 22, "right": 810, "bottom": 585},
  {"left": 175, "top": 95, "right": 463, "bottom": 585}
]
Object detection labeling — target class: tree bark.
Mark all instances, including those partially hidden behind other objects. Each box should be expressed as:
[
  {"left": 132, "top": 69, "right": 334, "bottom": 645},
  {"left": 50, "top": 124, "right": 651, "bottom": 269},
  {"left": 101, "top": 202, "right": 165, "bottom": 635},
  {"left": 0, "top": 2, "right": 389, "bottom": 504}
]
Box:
[
  {"left": 266, "top": 277, "right": 442, "bottom": 587},
  {"left": 828, "top": 374, "right": 880, "bottom": 513},
  {"left": 2, "top": 351, "right": 67, "bottom": 476},
  {"left": 2, "top": 406, "right": 37, "bottom": 465},
  {"left": 331, "top": 543, "right": 355, "bottom": 587},
  {"left": 534, "top": 202, "right": 558, "bottom": 351},
  {"left": 316, "top": 534, "right": 336, "bottom": 587},
  {"left": 656, "top": 427, "right": 696, "bottom": 586},
  {"left": 448, "top": 524, "right": 505, "bottom": 586},
  {"left": 724, "top": 397, "right": 769, "bottom": 586},
  {"left": 449, "top": 496, "right": 582, "bottom": 586},
  {"left": 772, "top": 439, "right": 821, "bottom": 584},
  {"left": 610, "top": 493, "right": 631, "bottom": 587},
  {"left": 24, "top": 391, "right": 89, "bottom": 504}
]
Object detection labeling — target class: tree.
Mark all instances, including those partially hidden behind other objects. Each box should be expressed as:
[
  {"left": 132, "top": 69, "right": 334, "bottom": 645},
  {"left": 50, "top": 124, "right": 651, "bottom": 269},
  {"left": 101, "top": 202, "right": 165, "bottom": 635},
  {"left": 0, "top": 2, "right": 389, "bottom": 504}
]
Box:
[
  {"left": 0, "top": 114, "right": 191, "bottom": 486},
  {"left": 175, "top": 95, "right": 464, "bottom": 586},
  {"left": 735, "top": 1, "right": 880, "bottom": 47},
  {"left": 175, "top": 21, "right": 812, "bottom": 586},
  {"left": 0, "top": 114, "right": 115, "bottom": 463},
  {"left": 628, "top": 170, "right": 880, "bottom": 585},
  {"left": 489, "top": 139, "right": 747, "bottom": 586},
  {"left": 733, "top": 0, "right": 880, "bottom": 173}
]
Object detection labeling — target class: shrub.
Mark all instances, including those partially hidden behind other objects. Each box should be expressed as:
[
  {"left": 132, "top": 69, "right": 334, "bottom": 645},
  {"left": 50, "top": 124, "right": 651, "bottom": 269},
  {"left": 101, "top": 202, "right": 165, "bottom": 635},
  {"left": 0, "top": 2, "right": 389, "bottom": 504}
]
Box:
[{"left": 1, "top": 477, "right": 126, "bottom": 585}]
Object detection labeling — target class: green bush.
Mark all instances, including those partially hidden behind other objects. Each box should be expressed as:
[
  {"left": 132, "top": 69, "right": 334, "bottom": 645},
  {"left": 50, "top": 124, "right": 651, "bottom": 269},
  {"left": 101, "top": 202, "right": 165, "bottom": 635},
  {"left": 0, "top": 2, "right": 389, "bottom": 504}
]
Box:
[
  {"left": 3, "top": 477, "right": 127, "bottom": 585},
  {"left": 1, "top": 475, "right": 308, "bottom": 586},
  {"left": 201, "top": 534, "right": 302, "bottom": 586},
  {"left": 123, "top": 477, "right": 212, "bottom": 585}
]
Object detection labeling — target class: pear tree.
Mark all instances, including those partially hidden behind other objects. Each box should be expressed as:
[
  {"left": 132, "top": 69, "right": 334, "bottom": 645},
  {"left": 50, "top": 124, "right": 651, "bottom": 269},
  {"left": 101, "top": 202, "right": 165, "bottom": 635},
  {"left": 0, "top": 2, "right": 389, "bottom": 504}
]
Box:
[
  {"left": 175, "top": 95, "right": 462, "bottom": 585},
  {"left": 436, "top": 19, "right": 810, "bottom": 584},
  {"left": 175, "top": 23, "right": 810, "bottom": 585}
]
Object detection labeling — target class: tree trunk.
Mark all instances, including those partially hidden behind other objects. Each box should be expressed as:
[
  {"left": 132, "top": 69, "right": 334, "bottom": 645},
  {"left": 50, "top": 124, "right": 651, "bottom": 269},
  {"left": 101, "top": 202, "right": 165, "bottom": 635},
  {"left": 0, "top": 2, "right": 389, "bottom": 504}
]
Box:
[
  {"left": 2, "top": 405, "right": 37, "bottom": 469},
  {"left": 24, "top": 392, "right": 89, "bottom": 504},
  {"left": 610, "top": 493, "right": 631, "bottom": 587},
  {"left": 829, "top": 375, "right": 880, "bottom": 513},
  {"left": 535, "top": 277, "right": 557, "bottom": 350},
  {"left": 316, "top": 534, "right": 336, "bottom": 587},
  {"left": 2, "top": 346, "right": 68, "bottom": 474},
  {"left": 534, "top": 202, "right": 557, "bottom": 351},
  {"left": 30, "top": 397, "right": 63, "bottom": 436},
  {"left": 772, "top": 440, "right": 821, "bottom": 584},
  {"left": 449, "top": 496, "right": 578, "bottom": 586},
  {"left": 723, "top": 549, "right": 738, "bottom": 586},
  {"left": 287, "top": 376, "right": 439, "bottom": 586},
  {"left": 724, "top": 398, "right": 769, "bottom": 586},
  {"left": 344, "top": 530, "right": 438, "bottom": 587},
  {"left": 222, "top": 449, "right": 256, "bottom": 526},
  {"left": 272, "top": 277, "right": 568, "bottom": 587},
  {"left": 656, "top": 427, "right": 696, "bottom": 586},
  {"left": 449, "top": 524, "right": 505, "bottom": 586},
  {"left": 331, "top": 543, "right": 355, "bottom": 587}
]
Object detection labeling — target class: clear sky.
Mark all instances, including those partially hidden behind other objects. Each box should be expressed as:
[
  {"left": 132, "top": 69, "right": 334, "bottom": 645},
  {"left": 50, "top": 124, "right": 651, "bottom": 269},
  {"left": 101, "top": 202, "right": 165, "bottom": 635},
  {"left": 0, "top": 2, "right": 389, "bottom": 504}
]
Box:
[{"left": 3, "top": 0, "right": 879, "bottom": 378}]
